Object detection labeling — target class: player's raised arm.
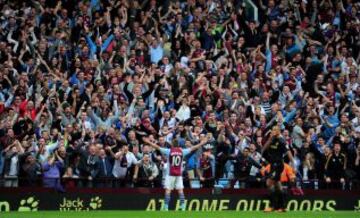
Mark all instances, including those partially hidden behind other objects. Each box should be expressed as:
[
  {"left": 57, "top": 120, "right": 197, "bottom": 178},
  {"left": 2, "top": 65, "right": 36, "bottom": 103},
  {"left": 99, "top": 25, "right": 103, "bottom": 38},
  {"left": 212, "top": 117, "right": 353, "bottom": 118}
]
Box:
[
  {"left": 287, "top": 149, "right": 295, "bottom": 168},
  {"left": 143, "top": 137, "right": 161, "bottom": 150},
  {"left": 190, "top": 138, "right": 208, "bottom": 152},
  {"left": 262, "top": 126, "right": 280, "bottom": 154},
  {"left": 262, "top": 133, "right": 273, "bottom": 154}
]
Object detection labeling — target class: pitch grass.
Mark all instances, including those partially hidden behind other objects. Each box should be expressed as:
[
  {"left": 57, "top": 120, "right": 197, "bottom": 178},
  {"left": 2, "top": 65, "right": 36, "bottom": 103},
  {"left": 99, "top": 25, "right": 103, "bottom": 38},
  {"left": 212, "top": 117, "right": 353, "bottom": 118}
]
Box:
[{"left": 1, "top": 211, "right": 359, "bottom": 218}]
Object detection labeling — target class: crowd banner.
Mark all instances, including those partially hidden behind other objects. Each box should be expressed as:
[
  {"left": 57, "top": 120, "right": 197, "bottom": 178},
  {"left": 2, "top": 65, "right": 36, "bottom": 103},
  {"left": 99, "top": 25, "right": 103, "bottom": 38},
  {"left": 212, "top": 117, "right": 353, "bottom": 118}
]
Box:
[{"left": 0, "top": 188, "right": 359, "bottom": 212}]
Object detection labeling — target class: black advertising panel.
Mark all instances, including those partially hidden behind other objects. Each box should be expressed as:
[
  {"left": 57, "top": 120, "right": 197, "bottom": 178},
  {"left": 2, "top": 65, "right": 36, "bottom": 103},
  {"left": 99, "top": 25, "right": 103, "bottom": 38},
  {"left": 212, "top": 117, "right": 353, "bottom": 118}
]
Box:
[{"left": 0, "top": 188, "right": 359, "bottom": 212}]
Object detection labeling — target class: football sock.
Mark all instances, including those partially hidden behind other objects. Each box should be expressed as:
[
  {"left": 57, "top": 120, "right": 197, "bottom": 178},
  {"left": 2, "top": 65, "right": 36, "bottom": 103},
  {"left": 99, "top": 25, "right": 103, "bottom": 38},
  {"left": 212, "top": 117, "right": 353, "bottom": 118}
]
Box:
[
  {"left": 269, "top": 187, "right": 276, "bottom": 209},
  {"left": 277, "top": 189, "right": 285, "bottom": 209},
  {"left": 179, "top": 193, "right": 185, "bottom": 207},
  {"left": 164, "top": 193, "right": 171, "bottom": 209}
]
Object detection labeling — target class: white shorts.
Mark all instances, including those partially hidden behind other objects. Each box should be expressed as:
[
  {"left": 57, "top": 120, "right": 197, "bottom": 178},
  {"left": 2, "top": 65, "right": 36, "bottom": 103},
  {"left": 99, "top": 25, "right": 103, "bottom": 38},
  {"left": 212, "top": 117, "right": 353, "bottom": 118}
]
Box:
[{"left": 164, "top": 175, "right": 184, "bottom": 190}]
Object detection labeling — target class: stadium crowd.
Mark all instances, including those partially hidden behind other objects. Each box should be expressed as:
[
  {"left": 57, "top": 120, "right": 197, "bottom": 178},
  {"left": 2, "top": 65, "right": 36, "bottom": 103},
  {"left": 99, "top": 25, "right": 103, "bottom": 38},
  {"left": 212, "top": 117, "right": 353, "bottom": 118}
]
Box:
[{"left": 0, "top": 0, "right": 360, "bottom": 191}]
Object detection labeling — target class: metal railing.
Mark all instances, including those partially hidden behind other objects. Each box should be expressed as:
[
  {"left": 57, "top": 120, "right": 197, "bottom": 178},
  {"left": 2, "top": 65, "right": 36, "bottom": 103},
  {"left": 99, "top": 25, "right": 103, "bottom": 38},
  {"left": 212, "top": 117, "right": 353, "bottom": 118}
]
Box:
[
  {"left": 1, "top": 176, "right": 359, "bottom": 191},
  {"left": 244, "top": 0, "right": 258, "bottom": 22}
]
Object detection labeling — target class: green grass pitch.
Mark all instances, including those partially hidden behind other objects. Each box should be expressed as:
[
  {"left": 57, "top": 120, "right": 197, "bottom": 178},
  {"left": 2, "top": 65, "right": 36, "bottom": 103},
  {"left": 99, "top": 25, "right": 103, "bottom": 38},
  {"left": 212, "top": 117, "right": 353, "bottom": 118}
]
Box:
[{"left": 1, "top": 211, "right": 359, "bottom": 218}]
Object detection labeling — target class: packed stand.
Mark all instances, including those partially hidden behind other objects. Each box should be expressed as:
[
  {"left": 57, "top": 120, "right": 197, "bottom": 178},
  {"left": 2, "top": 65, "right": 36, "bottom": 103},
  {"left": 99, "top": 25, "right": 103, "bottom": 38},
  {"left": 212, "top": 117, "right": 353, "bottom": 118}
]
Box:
[{"left": 0, "top": 0, "right": 360, "bottom": 191}]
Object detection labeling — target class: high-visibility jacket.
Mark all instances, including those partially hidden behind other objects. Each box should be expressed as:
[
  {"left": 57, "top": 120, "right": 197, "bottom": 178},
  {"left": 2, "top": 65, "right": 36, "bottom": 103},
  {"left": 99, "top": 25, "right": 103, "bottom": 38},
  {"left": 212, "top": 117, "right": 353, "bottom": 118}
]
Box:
[{"left": 261, "top": 163, "right": 296, "bottom": 183}]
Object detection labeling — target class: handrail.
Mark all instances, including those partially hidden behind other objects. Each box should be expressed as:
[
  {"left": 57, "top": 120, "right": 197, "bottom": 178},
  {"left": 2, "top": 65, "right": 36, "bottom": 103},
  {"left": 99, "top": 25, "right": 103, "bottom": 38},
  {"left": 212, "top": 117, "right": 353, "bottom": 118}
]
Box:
[
  {"left": 1, "top": 176, "right": 359, "bottom": 190},
  {"left": 244, "top": 0, "right": 258, "bottom": 22}
]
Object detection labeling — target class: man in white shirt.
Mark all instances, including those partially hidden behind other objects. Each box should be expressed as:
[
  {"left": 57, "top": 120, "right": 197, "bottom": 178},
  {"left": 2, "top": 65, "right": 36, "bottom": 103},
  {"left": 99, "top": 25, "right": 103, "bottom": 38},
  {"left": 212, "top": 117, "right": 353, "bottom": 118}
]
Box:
[
  {"left": 34, "top": 137, "right": 59, "bottom": 163},
  {"left": 291, "top": 118, "right": 306, "bottom": 149},
  {"left": 341, "top": 57, "right": 358, "bottom": 75},
  {"left": 176, "top": 99, "right": 191, "bottom": 121},
  {"left": 78, "top": 111, "right": 94, "bottom": 131},
  {"left": 235, "top": 131, "right": 250, "bottom": 152},
  {"left": 112, "top": 144, "right": 138, "bottom": 187},
  {"left": 248, "top": 143, "right": 263, "bottom": 185},
  {"left": 159, "top": 111, "right": 177, "bottom": 129},
  {"left": 351, "top": 106, "right": 360, "bottom": 129},
  {"left": 160, "top": 56, "right": 173, "bottom": 75}
]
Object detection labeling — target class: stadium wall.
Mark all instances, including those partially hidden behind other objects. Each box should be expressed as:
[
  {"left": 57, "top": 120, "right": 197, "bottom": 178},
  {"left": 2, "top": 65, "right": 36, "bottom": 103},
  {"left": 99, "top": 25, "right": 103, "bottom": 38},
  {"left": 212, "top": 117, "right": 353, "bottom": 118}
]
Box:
[{"left": 0, "top": 188, "right": 359, "bottom": 212}]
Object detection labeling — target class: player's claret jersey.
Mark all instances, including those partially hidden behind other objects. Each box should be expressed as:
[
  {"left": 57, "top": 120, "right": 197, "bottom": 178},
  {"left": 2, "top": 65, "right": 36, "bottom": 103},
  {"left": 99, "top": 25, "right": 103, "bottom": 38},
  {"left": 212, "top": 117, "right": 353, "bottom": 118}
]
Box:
[
  {"left": 169, "top": 147, "right": 183, "bottom": 176},
  {"left": 160, "top": 147, "right": 191, "bottom": 176}
]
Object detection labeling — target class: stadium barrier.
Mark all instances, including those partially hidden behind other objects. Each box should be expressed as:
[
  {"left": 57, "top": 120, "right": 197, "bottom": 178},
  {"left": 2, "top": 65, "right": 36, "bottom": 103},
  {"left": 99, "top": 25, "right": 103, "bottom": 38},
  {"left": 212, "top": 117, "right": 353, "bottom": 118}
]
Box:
[
  {"left": 244, "top": 0, "right": 258, "bottom": 22},
  {"left": 1, "top": 177, "right": 359, "bottom": 190},
  {"left": 0, "top": 187, "right": 359, "bottom": 212}
]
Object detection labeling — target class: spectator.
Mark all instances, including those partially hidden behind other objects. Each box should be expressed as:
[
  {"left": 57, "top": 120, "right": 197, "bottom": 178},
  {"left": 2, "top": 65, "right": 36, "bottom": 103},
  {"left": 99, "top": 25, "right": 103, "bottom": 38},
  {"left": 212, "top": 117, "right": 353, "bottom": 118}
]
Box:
[
  {"left": 76, "top": 143, "right": 101, "bottom": 188},
  {"left": 355, "top": 145, "right": 360, "bottom": 184},
  {"left": 196, "top": 151, "right": 215, "bottom": 188},
  {"left": 133, "top": 153, "right": 159, "bottom": 187},
  {"left": 21, "top": 154, "right": 42, "bottom": 187},
  {"left": 229, "top": 147, "right": 262, "bottom": 188},
  {"left": 97, "top": 148, "right": 113, "bottom": 188},
  {"left": 42, "top": 151, "right": 64, "bottom": 191},
  {"left": 62, "top": 167, "right": 78, "bottom": 189},
  {"left": 261, "top": 163, "right": 296, "bottom": 185},
  {"left": 248, "top": 143, "right": 263, "bottom": 187},
  {"left": 111, "top": 144, "right": 138, "bottom": 187},
  {"left": 3, "top": 140, "right": 24, "bottom": 187},
  {"left": 292, "top": 118, "right": 306, "bottom": 150},
  {"left": 325, "top": 143, "right": 347, "bottom": 189}
]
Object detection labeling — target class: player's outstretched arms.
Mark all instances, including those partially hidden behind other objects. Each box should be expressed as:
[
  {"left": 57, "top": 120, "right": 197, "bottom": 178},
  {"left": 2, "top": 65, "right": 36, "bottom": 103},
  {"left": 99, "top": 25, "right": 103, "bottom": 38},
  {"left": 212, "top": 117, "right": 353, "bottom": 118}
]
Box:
[
  {"left": 142, "top": 137, "right": 161, "bottom": 150},
  {"left": 190, "top": 138, "right": 208, "bottom": 152}
]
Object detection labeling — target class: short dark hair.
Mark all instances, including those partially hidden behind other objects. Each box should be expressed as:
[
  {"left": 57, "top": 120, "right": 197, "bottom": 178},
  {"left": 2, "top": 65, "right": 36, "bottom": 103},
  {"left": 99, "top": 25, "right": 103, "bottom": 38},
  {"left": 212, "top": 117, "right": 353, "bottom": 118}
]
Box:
[{"left": 172, "top": 139, "right": 179, "bottom": 147}]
